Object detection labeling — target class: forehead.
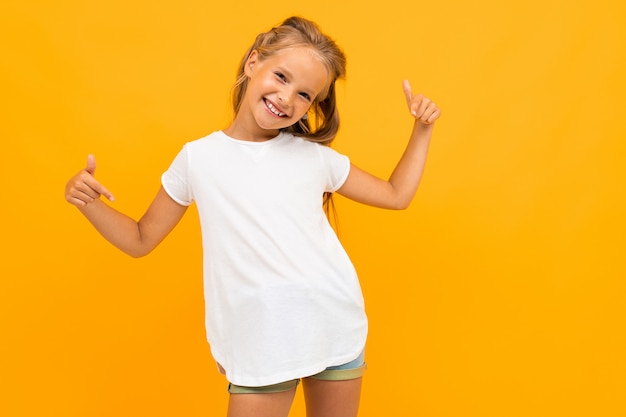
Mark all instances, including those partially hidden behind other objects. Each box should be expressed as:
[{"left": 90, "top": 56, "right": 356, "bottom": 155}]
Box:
[{"left": 266, "top": 47, "right": 330, "bottom": 95}]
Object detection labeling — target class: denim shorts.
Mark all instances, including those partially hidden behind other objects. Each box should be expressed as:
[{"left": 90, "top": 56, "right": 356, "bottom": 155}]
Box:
[{"left": 227, "top": 350, "right": 366, "bottom": 394}]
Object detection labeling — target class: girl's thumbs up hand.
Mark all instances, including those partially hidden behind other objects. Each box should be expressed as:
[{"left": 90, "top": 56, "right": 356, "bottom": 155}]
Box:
[
  {"left": 65, "top": 155, "right": 115, "bottom": 207},
  {"left": 403, "top": 80, "right": 441, "bottom": 125}
]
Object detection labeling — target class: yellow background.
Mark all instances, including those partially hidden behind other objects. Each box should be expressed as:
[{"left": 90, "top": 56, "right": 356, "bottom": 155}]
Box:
[{"left": 2, "top": 0, "right": 625, "bottom": 416}]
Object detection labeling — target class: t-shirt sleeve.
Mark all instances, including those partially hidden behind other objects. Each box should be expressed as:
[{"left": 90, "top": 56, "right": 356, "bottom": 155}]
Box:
[
  {"left": 317, "top": 144, "right": 351, "bottom": 192},
  {"left": 161, "top": 144, "right": 194, "bottom": 206}
]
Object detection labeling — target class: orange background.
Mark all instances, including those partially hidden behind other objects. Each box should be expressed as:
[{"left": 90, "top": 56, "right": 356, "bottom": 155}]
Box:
[{"left": 2, "top": 1, "right": 625, "bottom": 416}]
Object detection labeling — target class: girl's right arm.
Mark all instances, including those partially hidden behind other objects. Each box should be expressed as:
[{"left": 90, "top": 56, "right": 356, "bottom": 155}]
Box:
[{"left": 65, "top": 155, "right": 187, "bottom": 258}]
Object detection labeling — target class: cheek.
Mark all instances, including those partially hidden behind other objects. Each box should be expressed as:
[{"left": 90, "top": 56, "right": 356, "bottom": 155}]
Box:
[
  {"left": 294, "top": 103, "right": 311, "bottom": 119},
  {"left": 257, "top": 73, "right": 279, "bottom": 91},
  {"left": 246, "top": 75, "right": 271, "bottom": 97}
]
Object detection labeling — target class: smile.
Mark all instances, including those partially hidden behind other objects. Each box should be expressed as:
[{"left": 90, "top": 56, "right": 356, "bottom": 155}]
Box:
[{"left": 264, "top": 99, "right": 287, "bottom": 117}]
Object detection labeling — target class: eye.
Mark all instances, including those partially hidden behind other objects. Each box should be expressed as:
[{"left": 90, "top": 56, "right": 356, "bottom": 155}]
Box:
[
  {"left": 274, "top": 72, "right": 287, "bottom": 82},
  {"left": 299, "top": 92, "right": 312, "bottom": 102}
]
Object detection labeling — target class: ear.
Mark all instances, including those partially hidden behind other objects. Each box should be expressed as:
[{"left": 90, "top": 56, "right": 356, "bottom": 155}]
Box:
[{"left": 244, "top": 50, "right": 259, "bottom": 77}]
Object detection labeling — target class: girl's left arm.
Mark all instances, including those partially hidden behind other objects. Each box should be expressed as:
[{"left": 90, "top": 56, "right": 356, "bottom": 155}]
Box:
[{"left": 337, "top": 80, "right": 441, "bottom": 210}]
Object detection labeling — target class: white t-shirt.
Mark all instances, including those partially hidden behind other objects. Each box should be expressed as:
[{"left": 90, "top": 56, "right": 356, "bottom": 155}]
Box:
[{"left": 161, "top": 131, "right": 367, "bottom": 386}]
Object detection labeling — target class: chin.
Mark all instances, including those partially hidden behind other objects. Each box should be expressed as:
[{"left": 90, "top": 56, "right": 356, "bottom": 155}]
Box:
[{"left": 256, "top": 116, "right": 294, "bottom": 132}]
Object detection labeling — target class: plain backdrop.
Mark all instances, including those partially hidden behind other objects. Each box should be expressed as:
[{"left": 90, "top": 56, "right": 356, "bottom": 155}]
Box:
[{"left": 1, "top": 1, "right": 625, "bottom": 416}]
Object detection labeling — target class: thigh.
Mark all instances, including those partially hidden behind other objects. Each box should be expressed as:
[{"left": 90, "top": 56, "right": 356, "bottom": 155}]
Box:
[
  {"left": 227, "top": 387, "right": 297, "bottom": 417},
  {"left": 302, "top": 377, "right": 363, "bottom": 417}
]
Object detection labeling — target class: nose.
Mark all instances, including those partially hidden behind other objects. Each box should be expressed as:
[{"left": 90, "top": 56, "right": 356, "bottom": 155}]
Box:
[{"left": 278, "top": 87, "right": 295, "bottom": 107}]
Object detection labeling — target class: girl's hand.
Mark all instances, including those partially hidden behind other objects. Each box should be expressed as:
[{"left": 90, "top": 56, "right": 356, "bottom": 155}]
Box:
[
  {"left": 65, "top": 155, "right": 115, "bottom": 207},
  {"left": 403, "top": 80, "right": 441, "bottom": 125}
]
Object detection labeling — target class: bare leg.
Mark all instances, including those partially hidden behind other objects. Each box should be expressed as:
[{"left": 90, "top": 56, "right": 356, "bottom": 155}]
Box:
[
  {"left": 302, "top": 377, "right": 362, "bottom": 417},
  {"left": 226, "top": 388, "right": 297, "bottom": 417}
]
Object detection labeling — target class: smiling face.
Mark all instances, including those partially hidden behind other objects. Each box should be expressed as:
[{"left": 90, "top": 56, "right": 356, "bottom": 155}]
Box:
[{"left": 229, "top": 47, "right": 330, "bottom": 141}]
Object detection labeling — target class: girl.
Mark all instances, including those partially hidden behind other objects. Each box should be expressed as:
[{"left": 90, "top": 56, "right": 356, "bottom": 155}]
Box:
[{"left": 65, "top": 16, "right": 440, "bottom": 417}]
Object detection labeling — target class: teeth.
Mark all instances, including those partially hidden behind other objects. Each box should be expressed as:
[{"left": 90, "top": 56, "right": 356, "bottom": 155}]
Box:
[{"left": 267, "top": 102, "right": 286, "bottom": 117}]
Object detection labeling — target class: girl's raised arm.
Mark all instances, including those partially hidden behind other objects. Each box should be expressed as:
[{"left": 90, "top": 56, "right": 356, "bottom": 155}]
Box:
[
  {"left": 337, "top": 80, "right": 441, "bottom": 210},
  {"left": 65, "top": 155, "right": 187, "bottom": 257}
]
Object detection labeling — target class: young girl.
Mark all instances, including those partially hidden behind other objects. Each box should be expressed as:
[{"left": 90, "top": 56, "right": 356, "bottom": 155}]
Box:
[{"left": 65, "top": 16, "right": 440, "bottom": 417}]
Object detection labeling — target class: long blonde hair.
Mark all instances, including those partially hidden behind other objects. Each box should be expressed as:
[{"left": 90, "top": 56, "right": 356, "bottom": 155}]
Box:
[{"left": 231, "top": 16, "right": 346, "bottom": 146}]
